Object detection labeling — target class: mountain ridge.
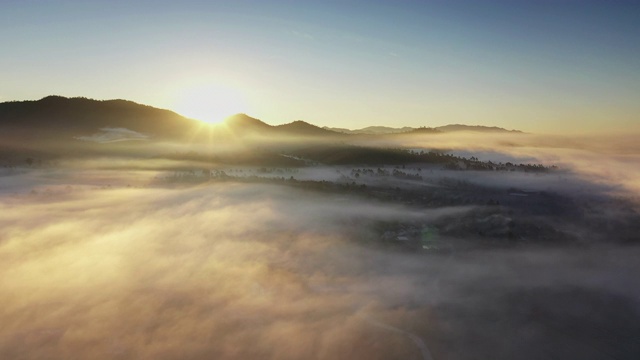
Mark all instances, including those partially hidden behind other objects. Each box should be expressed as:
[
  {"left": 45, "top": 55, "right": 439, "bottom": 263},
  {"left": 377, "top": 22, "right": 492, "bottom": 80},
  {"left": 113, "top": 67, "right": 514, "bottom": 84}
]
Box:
[
  {"left": 0, "top": 95, "right": 199, "bottom": 141},
  {"left": 325, "top": 124, "right": 523, "bottom": 134},
  {"left": 0, "top": 96, "right": 523, "bottom": 143},
  {"left": 275, "top": 120, "right": 340, "bottom": 137}
]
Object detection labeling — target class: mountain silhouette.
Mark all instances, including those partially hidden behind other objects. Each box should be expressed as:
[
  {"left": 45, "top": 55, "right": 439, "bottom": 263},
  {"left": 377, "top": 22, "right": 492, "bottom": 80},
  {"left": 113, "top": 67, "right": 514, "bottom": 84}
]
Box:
[
  {"left": 405, "top": 127, "right": 441, "bottom": 135},
  {"left": 0, "top": 96, "right": 201, "bottom": 141},
  {"left": 0, "top": 96, "right": 522, "bottom": 146},
  {"left": 220, "top": 115, "right": 342, "bottom": 138},
  {"left": 275, "top": 120, "right": 340, "bottom": 137},
  {"left": 435, "top": 124, "right": 523, "bottom": 133},
  {"left": 323, "top": 126, "right": 415, "bottom": 135},
  {"left": 325, "top": 124, "right": 522, "bottom": 134},
  {"left": 223, "top": 113, "right": 272, "bottom": 131}
]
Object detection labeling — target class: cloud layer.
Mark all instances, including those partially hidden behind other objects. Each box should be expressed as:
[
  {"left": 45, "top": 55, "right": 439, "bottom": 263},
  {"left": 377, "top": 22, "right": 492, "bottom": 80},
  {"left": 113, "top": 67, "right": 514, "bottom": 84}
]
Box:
[{"left": 1, "top": 171, "right": 639, "bottom": 359}]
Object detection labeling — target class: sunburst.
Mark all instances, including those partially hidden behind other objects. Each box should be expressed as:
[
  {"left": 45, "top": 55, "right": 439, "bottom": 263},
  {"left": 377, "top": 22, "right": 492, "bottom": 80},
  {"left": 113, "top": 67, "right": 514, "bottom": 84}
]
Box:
[{"left": 173, "top": 83, "right": 249, "bottom": 125}]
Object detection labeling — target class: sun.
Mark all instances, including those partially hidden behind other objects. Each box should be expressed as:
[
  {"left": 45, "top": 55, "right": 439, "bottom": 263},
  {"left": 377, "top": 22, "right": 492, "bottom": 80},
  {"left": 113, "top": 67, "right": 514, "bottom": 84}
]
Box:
[{"left": 173, "top": 83, "right": 249, "bottom": 125}]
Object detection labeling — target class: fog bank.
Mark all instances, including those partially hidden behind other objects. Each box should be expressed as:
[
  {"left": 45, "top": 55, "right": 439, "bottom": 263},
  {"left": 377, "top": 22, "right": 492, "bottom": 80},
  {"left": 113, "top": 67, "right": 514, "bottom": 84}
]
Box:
[{"left": 1, "top": 175, "right": 639, "bottom": 359}]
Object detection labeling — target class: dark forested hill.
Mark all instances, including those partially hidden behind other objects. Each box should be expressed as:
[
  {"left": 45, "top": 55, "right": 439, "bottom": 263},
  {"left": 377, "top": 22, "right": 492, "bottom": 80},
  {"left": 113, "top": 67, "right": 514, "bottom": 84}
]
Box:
[
  {"left": 275, "top": 120, "right": 341, "bottom": 137},
  {"left": 0, "top": 96, "right": 345, "bottom": 143},
  {"left": 0, "top": 96, "right": 523, "bottom": 145},
  {"left": 0, "top": 96, "right": 201, "bottom": 141}
]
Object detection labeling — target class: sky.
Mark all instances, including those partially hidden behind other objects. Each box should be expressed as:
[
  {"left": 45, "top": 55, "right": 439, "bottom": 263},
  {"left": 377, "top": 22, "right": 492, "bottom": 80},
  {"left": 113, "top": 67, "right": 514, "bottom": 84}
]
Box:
[{"left": 1, "top": 0, "right": 639, "bottom": 133}]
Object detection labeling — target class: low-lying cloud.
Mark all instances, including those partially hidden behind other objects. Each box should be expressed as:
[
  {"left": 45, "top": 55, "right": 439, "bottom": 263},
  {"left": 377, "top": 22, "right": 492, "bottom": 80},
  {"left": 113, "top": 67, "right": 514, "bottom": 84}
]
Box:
[
  {"left": 374, "top": 132, "right": 640, "bottom": 197},
  {"left": 0, "top": 180, "right": 465, "bottom": 359},
  {"left": 75, "top": 127, "right": 149, "bottom": 143},
  {"left": 1, "top": 170, "right": 639, "bottom": 359},
  {"left": 2, "top": 128, "right": 640, "bottom": 359}
]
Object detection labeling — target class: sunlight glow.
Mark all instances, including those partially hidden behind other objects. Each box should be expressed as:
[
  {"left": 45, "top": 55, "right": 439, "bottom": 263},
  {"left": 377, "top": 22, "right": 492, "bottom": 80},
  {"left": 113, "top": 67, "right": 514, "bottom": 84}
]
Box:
[{"left": 173, "top": 83, "right": 250, "bottom": 124}]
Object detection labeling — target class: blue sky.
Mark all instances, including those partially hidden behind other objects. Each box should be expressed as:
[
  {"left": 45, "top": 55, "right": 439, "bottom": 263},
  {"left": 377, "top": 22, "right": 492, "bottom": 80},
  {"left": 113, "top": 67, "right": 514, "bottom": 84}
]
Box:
[{"left": 1, "top": 0, "right": 639, "bottom": 133}]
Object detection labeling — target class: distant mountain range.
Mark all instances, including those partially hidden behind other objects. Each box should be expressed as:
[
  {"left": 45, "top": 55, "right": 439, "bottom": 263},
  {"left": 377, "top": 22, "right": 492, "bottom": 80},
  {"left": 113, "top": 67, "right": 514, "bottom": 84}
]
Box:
[
  {"left": 0, "top": 96, "right": 522, "bottom": 143},
  {"left": 224, "top": 114, "right": 340, "bottom": 137},
  {"left": 322, "top": 126, "right": 415, "bottom": 135},
  {"left": 324, "top": 124, "right": 522, "bottom": 134}
]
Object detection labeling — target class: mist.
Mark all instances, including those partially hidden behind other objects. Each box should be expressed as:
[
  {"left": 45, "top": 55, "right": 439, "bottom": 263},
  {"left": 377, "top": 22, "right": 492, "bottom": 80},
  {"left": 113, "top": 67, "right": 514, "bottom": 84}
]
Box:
[
  {"left": 1, "top": 160, "right": 640, "bottom": 359},
  {"left": 2, "top": 123, "right": 640, "bottom": 359},
  {"left": 345, "top": 131, "right": 640, "bottom": 198}
]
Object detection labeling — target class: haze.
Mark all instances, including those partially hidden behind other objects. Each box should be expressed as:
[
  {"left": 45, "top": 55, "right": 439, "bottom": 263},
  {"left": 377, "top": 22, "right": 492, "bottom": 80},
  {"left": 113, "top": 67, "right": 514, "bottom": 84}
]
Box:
[{"left": 2, "top": 1, "right": 640, "bottom": 360}]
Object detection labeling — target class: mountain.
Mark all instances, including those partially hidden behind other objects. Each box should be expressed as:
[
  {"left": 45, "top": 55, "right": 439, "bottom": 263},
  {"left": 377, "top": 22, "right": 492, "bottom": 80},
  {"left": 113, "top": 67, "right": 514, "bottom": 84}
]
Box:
[
  {"left": 222, "top": 113, "right": 273, "bottom": 135},
  {"left": 0, "top": 95, "right": 201, "bottom": 142},
  {"left": 360, "top": 126, "right": 415, "bottom": 134},
  {"left": 322, "top": 126, "right": 353, "bottom": 134},
  {"left": 275, "top": 120, "right": 341, "bottom": 137},
  {"left": 323, "top": 126, "right": 414, "bottom": 135},
  {"left": 223, "top": 113, "right": 272, "bottom": 130},
  {"left": 0, "top": 97, "right": 342, "bottom": 145},
  {"left": 435, "top": 124, "right": 523, "bottom": 133},
  {"left": 0, "top": 95, "right": 531, "bottom": 168},
  {"left": 404, "top": 127, "right": 441, "bottom": 135},
  {"left": 0, "top": 96, "right": 522, "bottom": 146},
  {"left": 222, "top": 115, "right": 342, "bottom": 137},
  {"left": 325, "top": 124, "right": 521, "bottom": 134}
]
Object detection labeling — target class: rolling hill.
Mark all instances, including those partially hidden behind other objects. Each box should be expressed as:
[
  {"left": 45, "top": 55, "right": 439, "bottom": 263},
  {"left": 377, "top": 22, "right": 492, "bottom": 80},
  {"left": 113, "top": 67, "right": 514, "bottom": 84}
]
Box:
[
  {"left": 0, "top": 96, "right": 522, "bottom": 147},
  {"left": 0, "top": 96, "right": 201, "bottom": 141}
]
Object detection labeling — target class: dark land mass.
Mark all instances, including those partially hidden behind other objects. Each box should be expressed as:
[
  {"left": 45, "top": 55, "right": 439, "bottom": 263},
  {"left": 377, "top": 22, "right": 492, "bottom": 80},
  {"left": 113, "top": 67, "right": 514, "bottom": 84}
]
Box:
[
  {"left": 0, "top": 95, "right": 200, "bottom": 141},
  {"left": 0, "top": 96, "right": 535, "bottom": 172},
  {"left": 0, "top": 96, "right": 521, "bottom": 152},
  {"left": 0, "top": 96, "right": 345, "bottom": 143}
]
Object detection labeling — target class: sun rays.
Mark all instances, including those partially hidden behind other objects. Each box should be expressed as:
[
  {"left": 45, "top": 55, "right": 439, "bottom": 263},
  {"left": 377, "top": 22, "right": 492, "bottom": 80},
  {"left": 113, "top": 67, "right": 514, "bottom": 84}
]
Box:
[{"left": 173, "top": 83, "right": 250, "bottom": 125}]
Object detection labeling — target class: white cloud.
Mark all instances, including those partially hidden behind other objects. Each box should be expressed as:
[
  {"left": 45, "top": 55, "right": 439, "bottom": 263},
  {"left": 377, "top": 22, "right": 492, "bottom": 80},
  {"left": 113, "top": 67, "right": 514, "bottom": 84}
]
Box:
[{"left": 75, "top": 127, "right": 149, "bottom": 143}]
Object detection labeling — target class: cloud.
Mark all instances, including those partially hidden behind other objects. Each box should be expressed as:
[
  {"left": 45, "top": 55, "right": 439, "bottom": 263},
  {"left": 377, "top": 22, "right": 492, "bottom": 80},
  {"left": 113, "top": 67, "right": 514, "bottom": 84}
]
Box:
[
  {"left": 75, "top": 127, "right": 149, "bottom": 143},
  {"left": 0, "top": 178, "right": 475, "bottom": 359},
  {"left": 1, "top": 147, "right": 639, "bottom": 359},
  {"left": 349, "top": 131, "right": 640, "bottom": 197}
]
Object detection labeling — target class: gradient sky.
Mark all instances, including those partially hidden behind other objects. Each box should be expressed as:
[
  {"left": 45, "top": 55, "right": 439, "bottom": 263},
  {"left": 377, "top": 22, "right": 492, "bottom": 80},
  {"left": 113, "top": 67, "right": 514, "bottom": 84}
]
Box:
[{"left": 1, "top": 0, "right": 639, "bottom": 133}]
